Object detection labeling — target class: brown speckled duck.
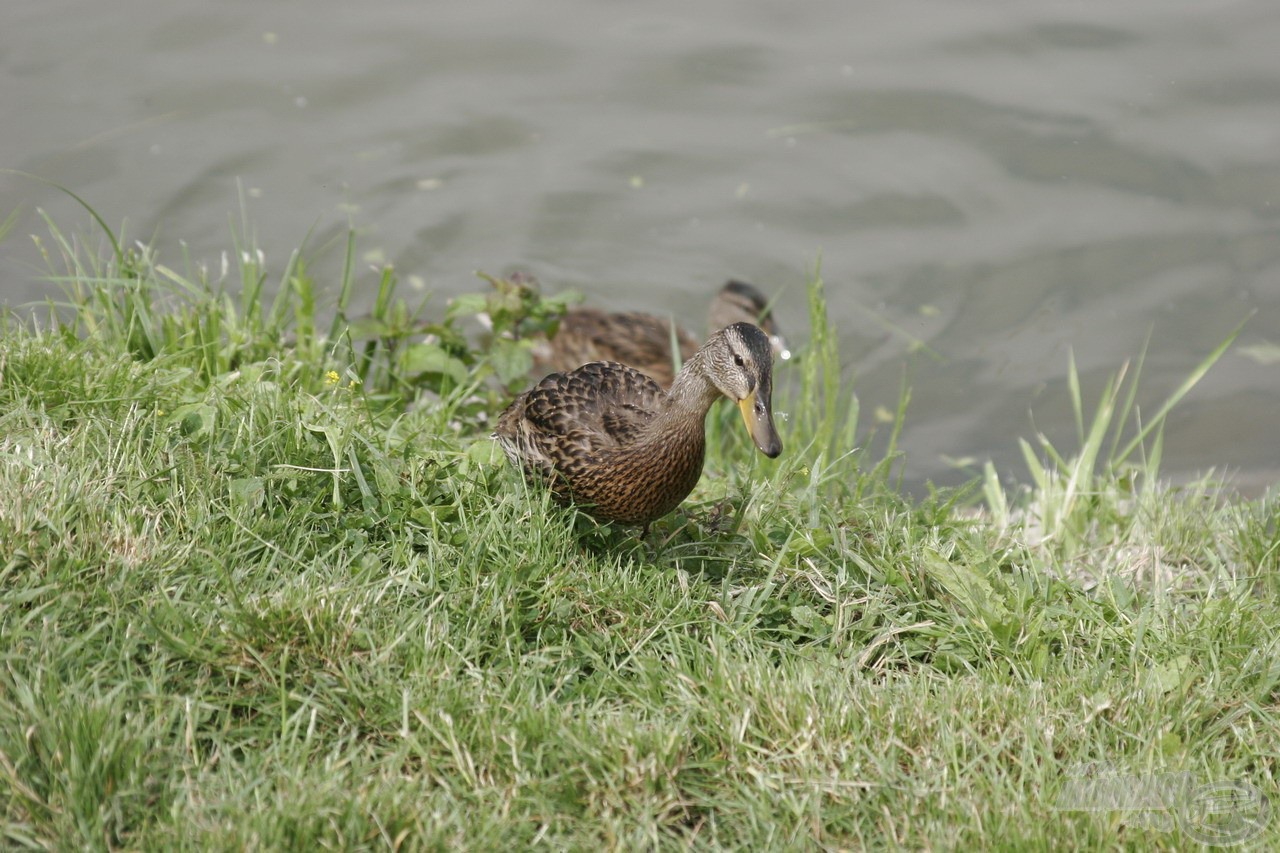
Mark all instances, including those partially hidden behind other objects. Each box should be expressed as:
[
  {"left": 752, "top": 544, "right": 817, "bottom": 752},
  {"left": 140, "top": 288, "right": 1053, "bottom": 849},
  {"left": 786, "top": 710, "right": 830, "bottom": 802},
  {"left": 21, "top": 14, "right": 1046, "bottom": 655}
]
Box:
[
  {"left": 495, "top": 321, "right": 782, "bottom": 531},
  {"left": 531, "top": 280, "right": 788, "bottom": 388}
]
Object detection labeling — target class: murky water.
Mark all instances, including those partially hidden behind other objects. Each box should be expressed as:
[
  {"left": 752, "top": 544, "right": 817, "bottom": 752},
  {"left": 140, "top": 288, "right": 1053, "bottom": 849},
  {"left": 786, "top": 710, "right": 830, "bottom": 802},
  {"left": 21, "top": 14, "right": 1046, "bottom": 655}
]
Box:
[{"left": 4, "top": 0, "right": 1278, "bottom": 493}]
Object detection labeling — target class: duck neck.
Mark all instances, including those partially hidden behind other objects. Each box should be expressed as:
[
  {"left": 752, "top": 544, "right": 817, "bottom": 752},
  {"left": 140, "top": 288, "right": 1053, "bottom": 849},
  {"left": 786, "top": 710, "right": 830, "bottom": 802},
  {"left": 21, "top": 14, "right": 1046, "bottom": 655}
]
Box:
[{"left": 649, "top": 350, "right": 722, "bottom": 438}]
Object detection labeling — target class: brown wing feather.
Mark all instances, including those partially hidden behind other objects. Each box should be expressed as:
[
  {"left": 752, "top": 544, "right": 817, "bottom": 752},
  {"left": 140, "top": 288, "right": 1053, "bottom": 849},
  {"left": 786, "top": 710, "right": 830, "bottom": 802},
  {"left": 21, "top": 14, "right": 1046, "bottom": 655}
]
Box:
[
  {"left": 493, "top": 360, "right": 667, "bottom": 475},
  {"left": 494, "top": 356, "right": 716, "bottom": 525},
  {"left": 520, "top": 361, "right": 663, "bottom": 448},
  {"left": 535, "top": 310, "right": 699, "bottom": 387}
]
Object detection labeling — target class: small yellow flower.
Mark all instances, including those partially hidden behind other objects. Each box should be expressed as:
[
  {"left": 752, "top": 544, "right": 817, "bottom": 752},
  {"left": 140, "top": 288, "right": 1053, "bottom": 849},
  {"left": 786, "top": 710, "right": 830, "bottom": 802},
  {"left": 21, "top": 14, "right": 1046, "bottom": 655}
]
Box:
[{"left": 324, "top": 370, "right": 340, "bottom": 386}]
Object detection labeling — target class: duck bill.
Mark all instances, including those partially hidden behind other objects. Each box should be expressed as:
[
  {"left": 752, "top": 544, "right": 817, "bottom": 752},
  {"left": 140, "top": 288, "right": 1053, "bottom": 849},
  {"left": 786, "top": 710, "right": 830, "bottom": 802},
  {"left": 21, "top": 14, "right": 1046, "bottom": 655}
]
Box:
[{"left": 737, "top": 390, "right": 783, "bottom": 458}]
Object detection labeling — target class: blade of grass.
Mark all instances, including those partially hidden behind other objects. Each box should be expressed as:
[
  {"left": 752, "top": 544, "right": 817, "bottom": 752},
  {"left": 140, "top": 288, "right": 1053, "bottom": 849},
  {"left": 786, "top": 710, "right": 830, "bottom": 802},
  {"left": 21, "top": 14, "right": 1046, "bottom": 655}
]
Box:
[{"left": 1112, "top": 317, "right": 1248, "bottom": 466}]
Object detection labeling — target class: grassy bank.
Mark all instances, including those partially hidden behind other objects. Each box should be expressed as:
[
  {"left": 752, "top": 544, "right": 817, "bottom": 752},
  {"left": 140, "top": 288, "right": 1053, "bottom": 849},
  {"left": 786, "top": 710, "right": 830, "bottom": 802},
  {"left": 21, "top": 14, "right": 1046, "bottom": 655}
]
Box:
[{"left": 1, "top": 220, "right": 1277, "bottom": 849}]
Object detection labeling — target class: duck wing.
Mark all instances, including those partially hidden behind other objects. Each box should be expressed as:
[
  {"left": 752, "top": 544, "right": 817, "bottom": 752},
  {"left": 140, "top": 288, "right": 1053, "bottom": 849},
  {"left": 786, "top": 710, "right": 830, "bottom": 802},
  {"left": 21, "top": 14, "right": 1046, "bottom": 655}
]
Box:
[
  {"left": 545, "top": 310, "right": 699, "bottom": 386},
  {"left": 520, "top": 361, "right": 664, "bottom": 451},
  {"left": 493, "top": 357, "right": 709, "bottom": 525}
]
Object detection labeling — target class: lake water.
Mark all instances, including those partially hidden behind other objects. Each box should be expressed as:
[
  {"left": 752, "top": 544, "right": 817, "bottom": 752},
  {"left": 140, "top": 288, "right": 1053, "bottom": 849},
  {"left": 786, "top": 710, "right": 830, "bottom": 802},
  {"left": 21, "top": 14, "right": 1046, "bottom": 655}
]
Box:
[{"left": 3, "top": 0, "right": 1278, "bottom": 493}]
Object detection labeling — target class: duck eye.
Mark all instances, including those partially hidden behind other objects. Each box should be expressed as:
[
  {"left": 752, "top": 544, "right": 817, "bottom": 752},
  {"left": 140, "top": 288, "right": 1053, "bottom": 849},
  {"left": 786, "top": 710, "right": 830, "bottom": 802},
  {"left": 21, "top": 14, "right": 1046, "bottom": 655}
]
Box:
[{"left": 733, "top": 354, "right": 745, "bottom": 367}]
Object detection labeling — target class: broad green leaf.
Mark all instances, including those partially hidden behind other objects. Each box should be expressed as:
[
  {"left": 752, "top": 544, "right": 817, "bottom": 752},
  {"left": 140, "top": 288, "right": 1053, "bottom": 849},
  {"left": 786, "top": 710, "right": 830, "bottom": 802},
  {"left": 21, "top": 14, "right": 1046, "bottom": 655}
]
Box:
[{"left": 402, "top": 342, "right": 469, "bottom": 385}]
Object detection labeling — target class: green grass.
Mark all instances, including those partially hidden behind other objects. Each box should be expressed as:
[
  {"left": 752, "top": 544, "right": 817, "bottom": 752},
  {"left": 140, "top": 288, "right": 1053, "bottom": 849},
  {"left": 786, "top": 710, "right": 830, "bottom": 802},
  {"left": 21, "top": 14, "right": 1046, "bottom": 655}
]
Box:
[{"left": 1, "top": 213, "right": 1277, "bottom": 849}]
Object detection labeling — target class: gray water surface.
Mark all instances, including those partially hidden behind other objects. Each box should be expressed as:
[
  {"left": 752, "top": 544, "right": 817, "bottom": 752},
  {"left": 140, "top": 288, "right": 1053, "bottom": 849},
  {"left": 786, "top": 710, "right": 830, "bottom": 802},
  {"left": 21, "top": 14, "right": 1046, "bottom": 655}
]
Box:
[{"left": 4, "top": 0, "right": 1278, "bottom": 493}]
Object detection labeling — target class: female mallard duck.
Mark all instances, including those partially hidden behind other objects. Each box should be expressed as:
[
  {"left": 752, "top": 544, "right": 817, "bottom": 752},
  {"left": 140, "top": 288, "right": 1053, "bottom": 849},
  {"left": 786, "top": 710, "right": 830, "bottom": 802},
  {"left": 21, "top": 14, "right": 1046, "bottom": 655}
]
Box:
[
  {"left": 495, "top": 321, "right": 782, "bottom": 530},
  {"left": 531, "top": 280, "right": 788, "bottom": 388}
]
